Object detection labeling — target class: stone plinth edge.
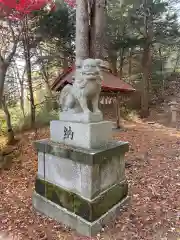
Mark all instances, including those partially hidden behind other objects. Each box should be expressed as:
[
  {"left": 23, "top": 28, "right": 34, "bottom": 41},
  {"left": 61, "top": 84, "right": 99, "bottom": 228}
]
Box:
[
  {"left": 32, "top": 191, "right": 130, "bottom": 237},
  {"left": 33, "top": 139, "right": 129, "bottom": 165},
  {"left": 59, "top": 112, "right": 103, "bottom": 123},
  {"left": 35, "top": 178, "right": 128, "bottom": 221}
]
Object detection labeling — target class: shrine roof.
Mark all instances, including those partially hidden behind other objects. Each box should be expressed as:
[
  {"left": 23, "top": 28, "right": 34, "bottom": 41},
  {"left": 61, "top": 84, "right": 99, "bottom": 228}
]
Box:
[{"left": 51, "top": 67, "right": 135, "bottom": 93}]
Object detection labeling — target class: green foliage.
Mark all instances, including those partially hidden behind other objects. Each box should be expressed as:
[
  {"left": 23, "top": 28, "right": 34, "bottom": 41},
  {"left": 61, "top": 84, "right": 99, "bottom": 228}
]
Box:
[
  {"left": 35, "top": 107, "right": 59, "bottom": 126},
  {"left": 107, "top": 0, "right": 180, "bottom": 51},
  {"left": 1, "top": 0, "right": 180, "bottom": 132},
  {"left": 0, "top": 104, "right": 59, "bottom": 135},
  {"left": 120, "top": 106, "right": 139, "bottom": 121},
  {"left": 106, "top": 0, "right": 135, "bottom": 54},
  {"left": 106, "top": 0, "right": 180, "bottom": 99},
  {"left": 37, "top": 2, "right": 75, "bottom": 56}
]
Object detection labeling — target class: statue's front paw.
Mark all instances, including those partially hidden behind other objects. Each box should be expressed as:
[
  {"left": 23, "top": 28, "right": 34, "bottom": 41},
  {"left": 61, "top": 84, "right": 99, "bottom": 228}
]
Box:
[
  {"left": 94, "top": 109, "right": 102, "bottom": 114},
  {"left": 82, "top": 108, "right": 91, "bottom": 114},
  {"left": 84, "top": 110, "right": 91, "bottom": 114}
]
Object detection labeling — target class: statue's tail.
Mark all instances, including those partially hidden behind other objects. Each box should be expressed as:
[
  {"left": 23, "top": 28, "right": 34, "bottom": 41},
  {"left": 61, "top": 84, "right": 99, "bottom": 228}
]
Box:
[{"left": 59, "top": 84, "right": 72, "bottom": 111}]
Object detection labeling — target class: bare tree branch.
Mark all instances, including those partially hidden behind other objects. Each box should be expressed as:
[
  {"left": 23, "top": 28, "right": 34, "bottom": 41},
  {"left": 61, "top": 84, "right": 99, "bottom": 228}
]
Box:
[
  {"left": 0, "top": 19, "right": 20, "bottom": 103},
  {"left": 0, "top": 55, "right": 4, "bottom": 64},
  {"left": 6, "top": 20, "right": 20, "bottom": 64}
]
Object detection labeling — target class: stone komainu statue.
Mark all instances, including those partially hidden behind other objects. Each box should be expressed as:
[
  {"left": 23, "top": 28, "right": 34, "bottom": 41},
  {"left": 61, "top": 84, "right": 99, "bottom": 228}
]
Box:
[{"left": 59, "top": 58, "right": 103, "bottom": 114}]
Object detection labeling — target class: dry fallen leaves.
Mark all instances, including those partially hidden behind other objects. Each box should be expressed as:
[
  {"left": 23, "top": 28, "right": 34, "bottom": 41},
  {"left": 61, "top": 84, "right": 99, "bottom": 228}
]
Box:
[{"left": 0, "top": 118, "right": 180, "bottom": 240}]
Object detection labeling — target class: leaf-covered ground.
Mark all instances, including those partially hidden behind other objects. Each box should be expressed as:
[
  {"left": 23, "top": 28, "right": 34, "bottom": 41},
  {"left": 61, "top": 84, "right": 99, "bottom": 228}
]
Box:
[{"left": 0, "top": 120, "right": 180, "bottom": 240}]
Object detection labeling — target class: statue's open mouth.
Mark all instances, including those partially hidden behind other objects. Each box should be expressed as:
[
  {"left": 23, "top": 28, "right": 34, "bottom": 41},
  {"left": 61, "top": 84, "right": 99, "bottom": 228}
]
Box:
[
  {"left": 85, "top": 76, "right": 97, "bottom": 81},
  {"left": 82, "top": 72, "right": 98, "bottom": 81},
  {"left": 82, "top": 71, "right": 98, "bottom": 75}
]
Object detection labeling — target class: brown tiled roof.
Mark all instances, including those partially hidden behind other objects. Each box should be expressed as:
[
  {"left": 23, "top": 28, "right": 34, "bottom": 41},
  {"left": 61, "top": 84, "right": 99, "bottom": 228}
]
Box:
[{"left": 51, "top": 67, "right": 135, "bottom": 93}]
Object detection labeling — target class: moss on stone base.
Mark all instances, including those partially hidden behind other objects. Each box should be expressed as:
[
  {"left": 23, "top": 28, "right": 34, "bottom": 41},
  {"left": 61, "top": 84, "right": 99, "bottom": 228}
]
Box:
[
  {"left": 35, "top": 177, "right": 128, "bottom": 222},
  {"left": 74, "top": 182, "right": 128, "bottom": 221},
  {"left": 35, "top": 179, "right": 74, "bottom": 212}
]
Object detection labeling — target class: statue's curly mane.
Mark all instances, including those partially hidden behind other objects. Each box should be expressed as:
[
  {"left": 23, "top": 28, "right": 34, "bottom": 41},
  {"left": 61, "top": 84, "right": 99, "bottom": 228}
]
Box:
[
  {"left": 74, "top": 64, "right": 102, "bottom": 88},
  {"left": 59, "top": 58, "right": 102, "bottom": 113}
]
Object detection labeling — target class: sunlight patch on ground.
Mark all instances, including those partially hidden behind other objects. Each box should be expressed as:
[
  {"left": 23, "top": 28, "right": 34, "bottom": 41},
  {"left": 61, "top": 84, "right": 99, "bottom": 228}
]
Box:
[
  {"left": 0, "top": 136, "right": 7, "bottom": 150},
  {"left": 0, "top": 232, "right": 12, "bottom": 240}
]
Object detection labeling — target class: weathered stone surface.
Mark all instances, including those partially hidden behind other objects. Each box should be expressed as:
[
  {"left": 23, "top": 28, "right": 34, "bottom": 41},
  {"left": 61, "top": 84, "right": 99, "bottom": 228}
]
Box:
[
  {"left": 100, "top": 155, "right": 125, "bottom": 191},
  {"left": 35, "top": 178, "right": 128, "bottom": 222},
  {"left": 59, "top": 111, "right": 103, "bottom": 123},
  {"left": 33, "top": 138, "right": 129, "bottom": 236},
  {"left": 33, "top": 192, "right": 78, "bottom": 232},
  {"left": 37, "top": 152, "right": 83, "bottom": 197},
  {"left": 50, "top": 120, "right": 112, "bottom": 149},
  {"left": 32, "top": 191, "right": 129, "bottom": 237},
  {"left": 34, "top": 139, "right": 129, "bottom": 165},
  {"left": 36, "top": 144, "right": 128, "bottom": 199}
]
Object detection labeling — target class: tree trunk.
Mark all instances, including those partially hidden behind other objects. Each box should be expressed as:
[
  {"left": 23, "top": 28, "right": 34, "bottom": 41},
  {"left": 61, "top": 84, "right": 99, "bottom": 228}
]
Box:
[
  {"left": 45, "top": 81, "right": 53, "bottom": 99},
  {"left": 20, "top": 83, "right": 25, "bottom": 118},
  {"left": 25, "top": 46, "right": 35, "bottom": 126},
  {"left": 140, "top": 0, "right": 153, "bottom": 118},
  {"left": 173, "top": 51, "right": 180, "bottom": 73},
  {"left": 158, "top": 47, "right": 165, "bottom": 92},
  {"left": 128, "top": 48, "right": 133, "bottom": 78},
  {"left": 158, "top": 47, "right": 163, "bottom": 75},
  {"left": 41, "top": 65, "right": 53, "bottom": 98},
  {"left": 23, "top": 18, "right": 35, "bottom": 127},
  {"left": 140, "top": 44, "right": 151, "bottom": 118},
  {"left": 90, "top": 0, "right": 106, "bottom": 59},
  {"left": 2, "top": 97, "right": 15, "bottom": 144},
  {"left": 110, "top": 57, "right": 117, "bottom": 76},
  {"left": 15, "top": 63, "right": 25, "bottom": 117},
  {"left": 0, "top": 63, "right": 7, "bottom": 105},
  {"left": 115, "top": 93, "right": 121, "bottom": 129},
  {"left": 45, "top": 81, "right": 54, "bottom": 110},
  {"left": 119, "top": 48, "right": 125, "bottom": 78},
  {"left": 62, "top": 57, "right": 69, "bottom": 71},
  {"left": 76, "top": 0, "right": 89, "bottom": 61},
  {"left": 41, "top": 65, "right": 56, "bottom": 110}
]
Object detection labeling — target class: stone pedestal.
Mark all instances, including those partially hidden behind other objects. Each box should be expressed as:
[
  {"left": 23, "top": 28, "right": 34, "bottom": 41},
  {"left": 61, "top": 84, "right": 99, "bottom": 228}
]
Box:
[
  {"left": 59, "top": 112, "right": 103, "bottom": 123},
  {"left": 32, "top": 139, "right": 129, "bottom": 237},
  {"left": 32, "top": 59, "right": 130, "bottom": 236},
  {"left": 50, "top": 120, "right": 112, "bottom": 149}
]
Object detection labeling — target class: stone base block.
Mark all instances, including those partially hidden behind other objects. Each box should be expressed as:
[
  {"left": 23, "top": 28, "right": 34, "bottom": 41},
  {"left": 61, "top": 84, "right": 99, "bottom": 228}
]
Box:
[
  {"left": 59, "top": 112, "right": 103, "bottom": 123},
  {"left": 33, "top": 139, "right": 129, "bottom": 237},
  {"left": 32, "top": 191, "right": 129, "bottom": 237},
  {"left": 34, "top": 178, "right": 128, "bottom": 222},
  {"left": 34, "top": 139, "right": 129, "bottom": 200},
  {"left": 50, "top": 120, "right": 112, "bottom": 149}
]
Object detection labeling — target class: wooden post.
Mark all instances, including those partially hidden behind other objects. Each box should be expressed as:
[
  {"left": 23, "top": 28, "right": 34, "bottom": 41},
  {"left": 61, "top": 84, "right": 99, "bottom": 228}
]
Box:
[
  {"left": 100, "top": 94, "right": 105, "bottom": 115},
  {"left": 116, "top": 92, "right": 121, "bottom": 129}
]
